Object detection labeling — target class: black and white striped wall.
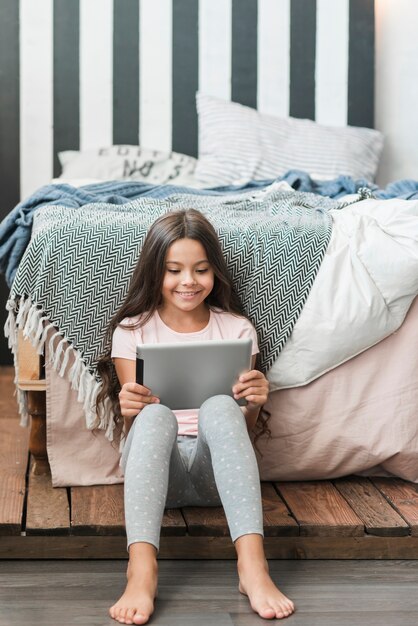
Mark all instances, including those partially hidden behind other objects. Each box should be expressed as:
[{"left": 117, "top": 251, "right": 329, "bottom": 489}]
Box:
[
  {"left": 0, "top": 0, "right": 374, "bottom": 362},
  {"left": 1, "top": 0, "right": 374, "bottom": 208}
]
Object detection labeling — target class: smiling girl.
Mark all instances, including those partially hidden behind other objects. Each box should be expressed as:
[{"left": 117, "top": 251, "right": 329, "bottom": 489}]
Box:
[{"left": 97, "top": 209, "right": 295, "bottom": 624}]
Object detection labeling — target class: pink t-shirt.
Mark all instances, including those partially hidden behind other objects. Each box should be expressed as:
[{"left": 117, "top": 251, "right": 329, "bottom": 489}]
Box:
[{"left": 111, "top": 308, "right": 259, "bottom": 436}]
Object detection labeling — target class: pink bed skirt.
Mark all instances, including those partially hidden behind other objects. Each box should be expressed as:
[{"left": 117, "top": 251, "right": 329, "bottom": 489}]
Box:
[{"left": 46, "top": 298, "right": 418, "bottom": 487}]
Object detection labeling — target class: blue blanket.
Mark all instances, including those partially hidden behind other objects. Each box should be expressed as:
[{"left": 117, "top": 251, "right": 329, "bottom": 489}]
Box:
[
  {"left": 2, "top": 170, "right": 418, "bottom": 287},
  {"left": 1, "top": 179, "right": 274, "bottom": 287}
]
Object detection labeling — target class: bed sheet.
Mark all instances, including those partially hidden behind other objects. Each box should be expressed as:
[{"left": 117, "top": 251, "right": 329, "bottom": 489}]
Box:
[
  {"left": 255, "top": 295, "right": 418, "bottom": 483},
  {"left": 45, "top": 296, "right": 418, "bottom": 487}
]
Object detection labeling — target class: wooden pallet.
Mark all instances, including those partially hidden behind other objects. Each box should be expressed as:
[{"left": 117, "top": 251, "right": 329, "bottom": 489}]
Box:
[
  {"left": 1, "top": 364, "right": 418, "bottom": 559},
  {"left": 2, "top": 336, "right": 418, "bottom": 560}
]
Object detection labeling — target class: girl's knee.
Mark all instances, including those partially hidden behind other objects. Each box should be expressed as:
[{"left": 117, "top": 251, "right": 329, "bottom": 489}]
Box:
[
  {"left": 199, "top": 394, "right": 242, "bottom": 425},
  {"left": 135, "top": 403, "right": 178, "bottom": 434}
]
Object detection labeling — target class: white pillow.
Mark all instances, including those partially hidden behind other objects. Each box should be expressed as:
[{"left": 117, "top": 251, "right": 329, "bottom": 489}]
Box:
[
  {"left": 195, "top": 93, "right": 384, "bottom": 186},
  {"left": 58, "top": 145, "right": 197, "bottom": 185}
]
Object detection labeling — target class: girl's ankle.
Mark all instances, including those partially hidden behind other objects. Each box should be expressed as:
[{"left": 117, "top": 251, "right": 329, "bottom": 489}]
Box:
[
  {"left": 237, "top": 555, "right": 269, "bottom": 571},
  {"left": 127, "top": 543, "right": 158, "bottom": 572},
  {"left": 128, "top": 542, "right": 158, "bottom": 558}
]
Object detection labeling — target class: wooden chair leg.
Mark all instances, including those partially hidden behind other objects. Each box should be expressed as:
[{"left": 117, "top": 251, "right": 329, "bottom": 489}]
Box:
[{"left": 27, "top": 390, "right": 49, "bottom": 475}]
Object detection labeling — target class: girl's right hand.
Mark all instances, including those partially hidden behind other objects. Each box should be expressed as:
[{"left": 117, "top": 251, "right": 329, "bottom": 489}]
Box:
[{"left": 118, "top": 382, "right": 160, "bottom": 418}]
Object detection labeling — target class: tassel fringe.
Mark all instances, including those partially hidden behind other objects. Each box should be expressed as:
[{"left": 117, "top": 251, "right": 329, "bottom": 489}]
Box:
[{"left": 4, "top": 295, "right": 114, "bottom": 441}]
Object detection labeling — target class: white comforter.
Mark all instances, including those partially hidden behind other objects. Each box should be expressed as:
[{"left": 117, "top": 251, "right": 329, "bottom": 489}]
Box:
[{"left": 268, "top": 197, "right": 418, "bottom": 390}]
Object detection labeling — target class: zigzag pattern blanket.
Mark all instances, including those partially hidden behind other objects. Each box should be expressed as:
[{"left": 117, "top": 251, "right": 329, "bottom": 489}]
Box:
[{"left": 6, "top": 184, "right": 340, "bottom": 438}]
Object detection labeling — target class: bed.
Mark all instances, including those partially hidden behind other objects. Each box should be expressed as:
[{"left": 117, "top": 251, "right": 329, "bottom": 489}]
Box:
[{"left": 1, "top": 0, "right": 417, "bottom": 487}]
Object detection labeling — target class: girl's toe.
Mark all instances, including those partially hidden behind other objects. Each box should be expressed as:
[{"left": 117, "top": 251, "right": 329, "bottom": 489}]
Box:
[
  {"left": 274, "top": 602, "right": 289, "bottom": 619},
  {"left": 125, "top": 608, "right": 136, "bottom": 624},
  {"left": 259, "top": 605, "right": 276, "bottom": 619},
  {"left": 279, "top": 606, "right": 293, "bottom": 617},
  {"left": 117, "top": 609, "right": 127, "bottom": 623}
]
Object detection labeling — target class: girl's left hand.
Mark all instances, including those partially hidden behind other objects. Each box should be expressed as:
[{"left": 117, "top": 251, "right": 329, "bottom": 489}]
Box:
[{"left": 232, "top": 369, "right": 269, "bottom": 409}]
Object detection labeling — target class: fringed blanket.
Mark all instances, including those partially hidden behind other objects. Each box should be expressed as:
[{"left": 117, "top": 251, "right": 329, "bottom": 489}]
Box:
[{"left": 5, "top": 183, "right": 341, "bottom": 440}]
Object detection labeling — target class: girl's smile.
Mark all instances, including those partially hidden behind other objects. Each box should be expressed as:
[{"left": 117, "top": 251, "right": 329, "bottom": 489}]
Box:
[{"left": 174, "top": 290, "right": 203, "bottom": 299}]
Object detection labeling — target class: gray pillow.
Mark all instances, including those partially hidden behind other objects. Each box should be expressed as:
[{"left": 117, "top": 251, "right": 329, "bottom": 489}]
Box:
[
  {"left": 195, "top": 93, "right": 384, "bottom": 186},
  {"left": 58, "top": 145, "right": 197, "bottom": 185}
]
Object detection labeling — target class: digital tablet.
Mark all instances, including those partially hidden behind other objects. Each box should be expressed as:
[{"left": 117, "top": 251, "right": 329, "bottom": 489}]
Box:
[{"left": 136, "top": 338, "right": 252, "bottom": 410}]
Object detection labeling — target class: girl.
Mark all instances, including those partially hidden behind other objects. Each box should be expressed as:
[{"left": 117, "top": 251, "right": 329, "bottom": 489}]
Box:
[{"left": 97, "top": 209, "right": 295, "bottom": 624}]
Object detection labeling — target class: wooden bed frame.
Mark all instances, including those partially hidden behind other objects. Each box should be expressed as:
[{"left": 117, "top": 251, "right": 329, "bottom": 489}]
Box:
[
  {"left": 3, "top": 331, "right": 417, "bottom": 560},
  {"left": 16, "top": 330, "right": 48, "bottom": 475}
]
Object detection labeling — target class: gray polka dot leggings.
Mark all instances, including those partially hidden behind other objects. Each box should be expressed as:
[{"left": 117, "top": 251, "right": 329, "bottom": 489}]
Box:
[{"left": 120, "top": 394, "right": 264, "bottom": 552}]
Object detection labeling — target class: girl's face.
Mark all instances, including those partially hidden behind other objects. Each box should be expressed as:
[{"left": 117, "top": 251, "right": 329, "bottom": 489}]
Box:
[{"left": 161, "top": 238, "right": 215, "bottom": 314}]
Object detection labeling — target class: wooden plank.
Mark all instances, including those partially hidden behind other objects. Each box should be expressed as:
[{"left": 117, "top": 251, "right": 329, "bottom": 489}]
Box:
[
  {"left": 182, "top": 506, "right": 229, "bottom": 537},
  {"left": 333, "top": 476, "right": 409, "bottom": 537},
  {"left": 275, "top": 480, "right": 364, "bottom": 537},
  {"left": 0, "top": 416, "right": 29, "bottom": 535},
  {"left": 70, "top": 485, "right": 187, "bottom": 536},
  {"left": 17, "top": 330, "right": 42, "bottom": 382},
  {"left": 0, "top": 366, "right": 17, "bottom": 414},
  {"left": 71, "top": 485, "right": 125, "bottom": 535},
  {"left": 372, "top": 478, "right": 418, "bottom": 536},
  {"left": 182, "top": 483, "right": 300, "bottom": 537},
  {"left": 261, "top": 482, "right": 299, "bottom": 537},
  {"left": 25, "top": 458, "right": 70, "bottom": 536},
  {"left": 17, "top": 380, "right": 47, "bottom": 391},
  {"left": 161, "top": 509, "right": 188, "bottom": 536},
  {"left": 1, "top": 535, "right": 418, "bottom": 560},
  {"left": 26, "top": 390, "right": 49, "bottom": 475}
]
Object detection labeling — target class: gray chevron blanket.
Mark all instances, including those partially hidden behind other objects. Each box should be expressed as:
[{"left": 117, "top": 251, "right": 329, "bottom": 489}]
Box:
[{"left": 6, "top": 183, "right": 340, "bottom": 439}]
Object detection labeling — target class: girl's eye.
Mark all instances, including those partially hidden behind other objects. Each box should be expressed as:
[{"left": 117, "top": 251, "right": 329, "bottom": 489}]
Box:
[{"left": 167, "top": 268, "right": 209, "bottom": 274}]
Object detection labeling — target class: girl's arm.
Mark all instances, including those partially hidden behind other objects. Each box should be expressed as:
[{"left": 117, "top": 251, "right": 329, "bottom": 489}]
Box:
[
  {"left": 233, "top": 355, "right": 269, "bottom": 433},
  {"left": 113, "top": 357, "right": 160, "bottom": 434}
]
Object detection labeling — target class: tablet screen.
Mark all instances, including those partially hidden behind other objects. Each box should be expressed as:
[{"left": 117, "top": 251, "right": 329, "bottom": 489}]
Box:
[{"left": 136, "top": 338, "right": 252, "bottom": 410}]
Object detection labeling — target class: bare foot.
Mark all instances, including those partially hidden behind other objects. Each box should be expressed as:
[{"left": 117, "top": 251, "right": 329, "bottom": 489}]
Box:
[
  {"left": 238, "top": 558, "right": 295, "bottom": 620},
  {"left": 109, "top": 558, "right": 158, "bottom": 625}
]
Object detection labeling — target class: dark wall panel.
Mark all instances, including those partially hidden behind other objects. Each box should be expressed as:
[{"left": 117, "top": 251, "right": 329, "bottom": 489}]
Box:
[
  {"left": 289, "top": 0, "right": 317, "bottom": 120},
  {"left": 0, "top": 0, "right": 20, "bottom": 215},
  {"left": 172, "top": 0, "right": 199, "bottom": 157},
  {"left": 231, "top": 0, "right": 258, "bottom": 109},
  {"left": 0, "top": 0, "right": 19, "bottom": 365},
  {"left": 53, "top": 0, "right": 80, "bottom": 176},
  {"left": 348, "top": 0, "right": 375, "bottom": 127},
  {"left": 113, "top": 0, "right": 140, "bottom": 145}
]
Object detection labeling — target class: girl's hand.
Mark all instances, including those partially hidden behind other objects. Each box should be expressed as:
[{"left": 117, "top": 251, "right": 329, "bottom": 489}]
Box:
[
  {"left": 232, "top": 370, "right": 269, "bottom": 410},
  {"left": 118, "top": 382, "right": 160, "bottom": 418}
]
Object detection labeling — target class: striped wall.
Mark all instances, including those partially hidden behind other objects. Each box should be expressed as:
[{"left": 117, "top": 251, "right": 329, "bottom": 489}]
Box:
[{"left": 0, "top": 0, "right": 375, "bottom": 209}]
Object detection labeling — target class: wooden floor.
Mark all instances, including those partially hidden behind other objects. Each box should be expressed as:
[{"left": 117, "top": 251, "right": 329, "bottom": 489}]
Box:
[
  {"left": 1, "top": 366, "right": 418, "bottom": 560},
  {"left": 2, "top": 559, "right": 418, "bottom": 625}
]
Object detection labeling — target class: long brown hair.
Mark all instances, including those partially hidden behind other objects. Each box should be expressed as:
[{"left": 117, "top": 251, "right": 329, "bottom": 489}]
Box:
[{"left": 96, "top": 208, "right": 271, "bottom": 448}]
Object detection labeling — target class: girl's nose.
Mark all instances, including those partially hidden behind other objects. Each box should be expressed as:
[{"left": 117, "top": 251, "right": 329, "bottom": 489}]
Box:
[{"left": 181, "top": 274, "right": 196, "bottom": 285}]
